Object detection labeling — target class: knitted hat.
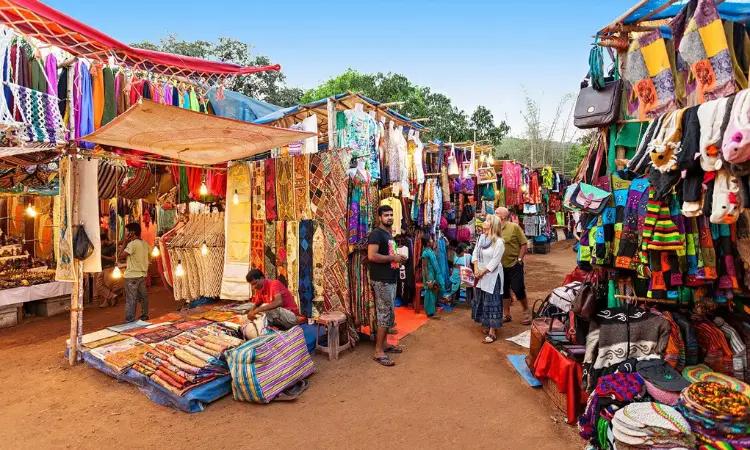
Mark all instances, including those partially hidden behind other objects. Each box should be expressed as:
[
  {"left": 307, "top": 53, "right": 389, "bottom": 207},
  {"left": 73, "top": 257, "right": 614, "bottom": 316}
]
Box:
[
  {"left": 682, "top": 364, "right": 750, "bottom": 396},
  {"left": 698, "top": 96, "right": 730, "bottom": 172},
  {"left": 629, "top": 114, "right": 665, "bottom": 174},
  {"left": 710, "top": 169, "right": 742, "bottom": 225},
  {"left": 648, "top": 108, "right": 686, "bottom": 172},
  {"left": 644, "top": 379, "right": 681, "bottom": 405},
  {"left": 637, "top": 359, "right": 691, "bottom": 392},
  {"left": 721, "top": 89, "right": 750, "bottom": 165}
]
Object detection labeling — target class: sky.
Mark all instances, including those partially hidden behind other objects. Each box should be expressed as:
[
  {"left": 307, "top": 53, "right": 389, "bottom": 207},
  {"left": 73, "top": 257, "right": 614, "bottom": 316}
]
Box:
[{"left": 46, "top": 0, "right": 635, "bottom": 139}]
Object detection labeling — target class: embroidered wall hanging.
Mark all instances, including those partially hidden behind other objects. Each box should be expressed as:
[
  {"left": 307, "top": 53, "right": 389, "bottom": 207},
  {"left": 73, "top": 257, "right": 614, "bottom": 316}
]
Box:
[
  {"left": 312, "top": 221, "right": 325, "bottom": 316},
  {"left": 265, "top": 159, "right": 277, "bottom": 221},
  {"left": 55, "top": 156, "right": 75, "bottom": 282},
  {"left": 251, "top": 161, "right": 266, "bottom": 220},
  {"left": 275, "top": 221, "right": 288, "bottom": 286},
  {"left": 293, "top": 154, "right": 311, "bottom": 220},
  {"left": 298, "top": 220, "right": 314, "bottom": 317},
  {"left": 275, "top": 156, "right": 295, "bottom": 221},
  {"left": 286, "top": 220, "right": 300, "bottom": 309},
  {"left": 251, "top": 220, "right": 265, "bottom": 273},
  {"left": 224, "top": 163, "right": 251, "bottom": 264},
  {"left": 264, "top": 221, "right": 276, "bottom": 280},
  {"left": 309, "top": 152, "right": 325, "bottom": 220}
]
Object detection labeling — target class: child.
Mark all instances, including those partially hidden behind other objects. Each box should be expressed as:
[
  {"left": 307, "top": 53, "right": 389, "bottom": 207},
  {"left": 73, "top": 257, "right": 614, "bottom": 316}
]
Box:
[
  {"left": 447, "top": 243, "right": 470, "bottom": 304},
  {"left": 421, "top": 236, "right": 445, "bottom": 318}
]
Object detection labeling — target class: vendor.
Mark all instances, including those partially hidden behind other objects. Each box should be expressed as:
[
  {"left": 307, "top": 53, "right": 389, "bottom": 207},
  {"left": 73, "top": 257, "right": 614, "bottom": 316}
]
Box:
[{"left": 246, "top": 269, "right": 301, "bottom": 330}]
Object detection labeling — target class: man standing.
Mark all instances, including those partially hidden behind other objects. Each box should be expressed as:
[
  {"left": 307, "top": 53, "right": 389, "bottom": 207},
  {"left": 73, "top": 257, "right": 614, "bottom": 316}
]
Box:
[
  {"left": 118, "top": 223, "right": 150, "bottom": 322},
  {"left": 246, "top": 269, "right": 301, "bottom": 330},
  {"left": 495, "top": 207, "right": 531, "bottom": 325},
  {"left": 367, "top": 205, "right": 407, "bottom": 366}
]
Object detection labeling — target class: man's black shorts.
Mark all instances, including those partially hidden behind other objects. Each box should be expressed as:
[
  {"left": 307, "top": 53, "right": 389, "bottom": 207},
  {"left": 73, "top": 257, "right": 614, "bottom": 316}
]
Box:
[{"left": 503, "top": 263, "right": 526, "bottom": 300}]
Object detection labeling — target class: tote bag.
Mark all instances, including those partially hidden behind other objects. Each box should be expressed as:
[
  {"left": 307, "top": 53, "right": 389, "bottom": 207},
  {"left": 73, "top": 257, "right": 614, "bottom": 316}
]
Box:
[{"left": 226, "top": 326, "right": 315, "bottom": 403}]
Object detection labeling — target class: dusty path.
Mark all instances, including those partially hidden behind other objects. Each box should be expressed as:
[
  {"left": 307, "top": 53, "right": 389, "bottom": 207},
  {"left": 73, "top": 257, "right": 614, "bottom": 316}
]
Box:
[{"left": 0, "top": 241, "right": 581, "bottom": 450}]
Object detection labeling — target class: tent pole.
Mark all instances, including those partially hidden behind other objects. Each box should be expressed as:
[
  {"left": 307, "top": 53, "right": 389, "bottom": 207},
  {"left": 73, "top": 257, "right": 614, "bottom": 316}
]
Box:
[
  {"left": 327, "top": 97, "right": 337, "bottom": 149},
  {"left": 66, "top": 64, "right": 80, "bottom": 366}
]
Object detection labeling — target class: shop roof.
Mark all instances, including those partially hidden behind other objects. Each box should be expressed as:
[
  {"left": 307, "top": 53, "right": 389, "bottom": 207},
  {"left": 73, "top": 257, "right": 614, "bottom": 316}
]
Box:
[
  {"left": 81, "top": 100, "right": 315, "bottom": 165},
  {"left": 608, "top": 0, "right": 750, "bottom": 28},
  {"left": 0, "top": 0, "right": 280, "bottom": 79}
]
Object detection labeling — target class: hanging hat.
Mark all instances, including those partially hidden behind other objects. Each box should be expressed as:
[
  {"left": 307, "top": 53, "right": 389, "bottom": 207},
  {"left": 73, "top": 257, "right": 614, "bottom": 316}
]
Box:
[
  {"left": 698, "top": 96, "right": 732, "bottom": 172},
  {"left": 710, "top": 169, "right": 742, "bottom": 225},
  {"left": 722, "top": 89, "right": 750, "bottom": 165},
  {"left": 637, "top": 359, "right": 691, "bottom": 392},
  {"left": 648, "top": 108, "right": 686, "bottom": 172},
  {"left": 628, "top": 114, "right": 665, "bottom": 174}
]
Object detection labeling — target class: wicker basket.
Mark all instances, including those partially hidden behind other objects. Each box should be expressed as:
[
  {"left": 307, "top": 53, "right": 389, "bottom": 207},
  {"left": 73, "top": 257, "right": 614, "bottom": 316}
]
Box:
[{"left": 541, "top": 377, "right": 568, "bottom": 414}]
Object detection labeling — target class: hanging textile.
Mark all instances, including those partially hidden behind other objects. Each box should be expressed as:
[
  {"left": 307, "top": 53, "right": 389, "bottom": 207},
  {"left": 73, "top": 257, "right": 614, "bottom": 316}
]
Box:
[
  {"left": 55, "top": 156, "right": 75, "bottom": 282},
  {"left": 293, "top": 154, "right": 311, "bottom": 220},
  {"left": 309, "top": 152, "right": 325, "bottom": 219},
  {"left": 5, "top": 83, "right": 66, "bottom": 143},
  {"left": 276, "top": 221, "right": 288, "bottom": 286},
  {"left": 275, "top": 156, "right": 295, "bottom": 221},
  {"left": 96, "top": 162, "right": 125, "bottom": 201},
  {"left": 312, "top": 222, "right": 325, "bottom": 317},
  {"left": 298, "top": 220, "right": 314, "bottom": 317},
  {"left": 263, "top": 222, "right": 276, "bottom": 280},
  {"left": 321, "top": 148, "right": 353, "bottom": 312},
  {"left": 251, "top": 161, "right": 265, "bottom": 220},
  {"left": 264, "top": 159, "right": 277, "bottom": 221},
  {"left": 349, "top": 250, "right": 374, "bottom": 333},
  {"left": 44, "top": 54, "right": 57, "bottom": 96},
  {"left": 348, "top": 168, "right": 372, "bottom": 251},
  {"left": 76, "top": 62, "right": 94, "bottom": 149},
  {"left": 120, "top": 168, "right": 155, "bottom": 199},
  {"left": 101, "top": 66, "right": 116, "bottom": 126},
  {"left": 250, "top": 220, "right": 264, "bottom": 273},
  {"left": 78, "top": 158, "right": 101, "bottom": 273},
  {"left": 286, "top": 221, "right": 300, "bottom": 309},
  {"left": 92, "top": 64, "right": 104, "bottom": 129},
  {"left": 220, "top": 163, "right": 252, "bottom": 300}
]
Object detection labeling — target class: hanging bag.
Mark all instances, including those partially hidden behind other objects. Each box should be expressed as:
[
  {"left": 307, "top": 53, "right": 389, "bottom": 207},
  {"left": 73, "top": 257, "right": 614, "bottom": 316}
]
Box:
[
  {"left": 447, "top": 144, "right": 460, "bottom": 178},
  {"left": 73, "top": 226, "right": 94, "bottom": 260},
  {"left": 573, "top": 38, "right": 622, "bottom": 129},
  {"left": 569, "top": 132, "right": 611, "bottom": 214}
]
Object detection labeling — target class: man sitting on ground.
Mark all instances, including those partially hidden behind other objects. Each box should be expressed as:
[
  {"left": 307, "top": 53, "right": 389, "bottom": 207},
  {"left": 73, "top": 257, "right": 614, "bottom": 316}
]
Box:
[{"left": 246, "top": 269, "right": 301, "bottom": 330}]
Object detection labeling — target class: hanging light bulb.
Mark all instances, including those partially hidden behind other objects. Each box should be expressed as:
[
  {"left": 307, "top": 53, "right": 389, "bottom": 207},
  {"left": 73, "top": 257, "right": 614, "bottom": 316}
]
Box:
[
  {"left": 25, "top": 203, "right": 37, "bottom": 217},
  {"left": 233, "top": 189, "right": 239, "bottom": 205},
  {"left": 201, "top": 242, "right": 208, "bottom": 255},
  {"left": 199, "top": 181, "right": 208, "bottom": 196},
  {"left": 520, "top": 184, "right": 529, "bottom": 193},
  {"left": 479, "top": 153, "right": 487, "bottom": 163},
  {"left": 175, "top": 260, "right": 185, "bottom": 277},
  {"left": 488, "top": 154, "right": 495, "bottom": 164},
  {"left": 112, "top": 266, "right": 122, "bottom": 279},
  {"left": 151, "top": 245, "right": 160, "bottom": 257}
]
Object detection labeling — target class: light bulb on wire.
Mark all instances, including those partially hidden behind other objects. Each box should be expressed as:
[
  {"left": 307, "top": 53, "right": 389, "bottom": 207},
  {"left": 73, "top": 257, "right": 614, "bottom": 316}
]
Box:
[
  {"left": 112, "top": 266, "right": 122, "bottom": 279},
  {"left": 488, "top": 155, "right": 494, "bottom": 164},
  {"left": 175, "top": 260, "right": 185, "bottom": 277},
  {"left": 25, "top": 203, "right": 37, "bottom": 217},
  {"left": 151, "top": 245, "right": 160, "bottom": 257},
  {"left": 479, "top": 154, "right": 487, "bottom": 163},
  {"left": 233, "top": 189, "right": 239, "bottom": 205},
  {"left": 199, "top": 181, "right": 208, "bottom": 196},
  {"left": 201, "top": 242, "right": 208, "bottom": 256}
]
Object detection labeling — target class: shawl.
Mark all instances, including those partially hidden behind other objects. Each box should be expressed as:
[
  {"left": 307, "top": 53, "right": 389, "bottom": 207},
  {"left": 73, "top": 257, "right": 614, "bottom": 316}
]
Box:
[
  {"left": 116, "top": 71, "right": 128, "bottom": 115},
  {"left": 263, "top": 222, "right": 276, "bottom": 280},
  {"left": 309, "top": 152, "right": 325, "bottom": 219},
  {"left": 101, "top": 66, "right": 116, "bottom": 126},
  {"left": 312, "top": 222, "right": 325, "bottom": 314},
  {"left": 31, "top": 55, "right": 46, "bottom": 94},
  {"left": 250, "top": 220, "right": 264, "bottom": 273},
  {"left": 264, "top": 158, "right": 277, "bottom": 221},
  {"left": 91, "top": 64, "right": 104, "bottom": 129},
  {"left": 57, "top": 65, "right": 68, "bottom": 117},
  {"left": 298, "top": 220, "right": 314, "bottom": 317},
  {"left": 275, "top": 221, "right": 288, "bottom": 286},
  {"left": 293, "top": 154, "right": 311, "bottom": 220},
  {"left": 286, "top": 220, "right": 300, "bottom": 309},
  {"left": 44, "top": 53, "right": 57, "bottom": 96},
  {"left": 5, "top": 83, "right": 65, "bottom": 144},
  {"left": 251, "top": 161, "right": 265, "bottom": 220},
  {"left": 76, "top": 62, "right": 95, "bottom": 149},
  {"left": 275, "top": 156, "right": 295, "bottom": 221}
]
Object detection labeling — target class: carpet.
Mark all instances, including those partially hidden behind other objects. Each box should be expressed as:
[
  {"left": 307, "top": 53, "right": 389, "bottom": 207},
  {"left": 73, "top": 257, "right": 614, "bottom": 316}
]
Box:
[
  {"left": 508, "top": 355, "right": 542, "bottom": 387},
  {"left": 361, "top": 306, "right": 433, "bottom": 346}
]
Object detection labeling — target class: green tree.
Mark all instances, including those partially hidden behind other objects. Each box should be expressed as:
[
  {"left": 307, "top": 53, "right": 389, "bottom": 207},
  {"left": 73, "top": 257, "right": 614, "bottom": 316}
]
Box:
[
  {"left": 131, "top": 35, "right": 303, "bottom": 107},
  {"left": 301, "top": 69, "right": 509, "bottom": 144}
]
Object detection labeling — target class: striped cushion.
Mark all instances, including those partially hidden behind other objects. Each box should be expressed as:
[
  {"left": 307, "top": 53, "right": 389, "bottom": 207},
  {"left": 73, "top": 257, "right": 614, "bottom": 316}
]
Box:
[{"left": 97, "top": 161, "right": 126, "bottom": 199}]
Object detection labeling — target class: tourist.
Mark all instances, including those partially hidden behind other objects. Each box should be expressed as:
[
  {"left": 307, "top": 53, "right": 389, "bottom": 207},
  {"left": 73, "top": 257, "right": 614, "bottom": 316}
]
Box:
[
  {"left": 420, "top": 235, "right": 445, "bottom": 318},
  {"left": 245, "top": 269, "right": 301, "bottom": 330},
  {"left": 367, "top": 205, "right": 407, "bottom": 367},
  {"left": 472, "top": 214, "right": 506, "bottom": 343},
  {"left": 118, "top": 222, "right": 150, "bottom": 322},
  {"left": 495, "top": 207, "right": 531, "bottom": 325},
  {"left": 447, "top": 242, "right": 471, "bottom": 303},
  {"left": 96, "top": 232, "right": 119, "bottom": 308}
]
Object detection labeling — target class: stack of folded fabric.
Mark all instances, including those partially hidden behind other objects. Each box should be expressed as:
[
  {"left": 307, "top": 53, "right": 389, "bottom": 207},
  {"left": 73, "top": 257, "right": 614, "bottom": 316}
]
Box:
[
  {"left": 611, "top": 402, "right": 696, "bottom": 449},
  {"left": 677, "top": 382, "right": 750, "bottom": 448}
]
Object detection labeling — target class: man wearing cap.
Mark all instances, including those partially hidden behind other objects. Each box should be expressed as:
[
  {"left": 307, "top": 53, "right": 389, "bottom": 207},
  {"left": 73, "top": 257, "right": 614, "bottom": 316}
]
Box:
[{"left": 118, "top": 222, "right": 151, "bottom": 322}]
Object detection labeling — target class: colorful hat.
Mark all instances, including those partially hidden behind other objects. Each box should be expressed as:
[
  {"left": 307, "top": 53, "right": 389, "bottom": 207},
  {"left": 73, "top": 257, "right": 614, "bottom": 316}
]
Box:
[{"left": 682, "top": 364, "right": 750, "bottom": 397}]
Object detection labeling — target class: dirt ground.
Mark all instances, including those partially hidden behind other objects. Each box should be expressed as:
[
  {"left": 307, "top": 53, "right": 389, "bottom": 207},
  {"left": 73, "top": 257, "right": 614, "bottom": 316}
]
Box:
[{"left": 0, "top": 241, "right": 582, "bottom": 450}]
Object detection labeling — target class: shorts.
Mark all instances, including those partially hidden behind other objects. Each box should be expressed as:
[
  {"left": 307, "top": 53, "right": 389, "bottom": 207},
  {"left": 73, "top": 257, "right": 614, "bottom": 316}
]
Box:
[
  {"left": 503, "top": 263, "right": 526, "bottom": 300},
  {"left": 370, "top": 280, "right": 396, "bottom": 328}
]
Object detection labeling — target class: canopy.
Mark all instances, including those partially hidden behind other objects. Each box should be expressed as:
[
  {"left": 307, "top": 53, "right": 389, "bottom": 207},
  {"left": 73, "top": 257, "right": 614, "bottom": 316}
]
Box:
[
  {"left": 81, "top": 100, "right": 316, "bottom": 165},
  {"left": 206, "top": 87, "right": 282, "bottom": 123},
  {"left": 611, "top": 0, "right": 750, "bottom": 26},
  {"left": 0, "top": 0, "right": 280, "bottom": 78}
]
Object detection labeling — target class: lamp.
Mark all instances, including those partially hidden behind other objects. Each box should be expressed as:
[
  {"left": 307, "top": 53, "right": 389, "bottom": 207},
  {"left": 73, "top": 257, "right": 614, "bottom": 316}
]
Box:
[
  {"left": 199, "top": 181, "right": 208, "bottom": 196},
  {"left": 112, "top": 266, "right": 122, "bottom": 279},
  {"left": 25, "top": 203, "right": 37, "bottom": 217},
  {"left": 175, "top": 260, "right": 185, "bottom": 277},
  {"left": 201, "top": 242, "right": 208, "bottom": 256},
  {"left": 151, "top": 245, "right": 160, "bottom": 257},
  {"left": 233, "top": 189, "right": 239, "bottom": 205}
]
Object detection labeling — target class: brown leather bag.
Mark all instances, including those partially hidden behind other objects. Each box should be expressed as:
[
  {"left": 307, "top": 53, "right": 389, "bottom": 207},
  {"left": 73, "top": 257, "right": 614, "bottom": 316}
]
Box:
[
  {"left": 572, "top": 273, "right": 599, "bottom": 320},
  {"left": 573, "top": 78, "right": 622, "bottom": 129}
]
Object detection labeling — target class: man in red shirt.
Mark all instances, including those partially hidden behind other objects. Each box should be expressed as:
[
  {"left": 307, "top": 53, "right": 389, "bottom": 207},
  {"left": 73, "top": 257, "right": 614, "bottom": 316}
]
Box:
[{"left": 246, "top": 269, "right": 301, "bottom": 330}]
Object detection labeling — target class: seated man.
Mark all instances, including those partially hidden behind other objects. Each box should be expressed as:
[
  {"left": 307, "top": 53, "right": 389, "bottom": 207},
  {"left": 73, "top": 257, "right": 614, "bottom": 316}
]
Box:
[{"left": 246, "top": 269, "right": 301, "bottom": 330}]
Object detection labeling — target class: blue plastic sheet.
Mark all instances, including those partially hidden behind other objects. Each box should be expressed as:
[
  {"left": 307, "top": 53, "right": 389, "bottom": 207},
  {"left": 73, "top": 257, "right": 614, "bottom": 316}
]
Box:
[
  {"left": 621, "top": 0, "right": 750, "bottom": 24},
  {"left": 206, "top": 87, "right": 281, "bottom": 123}
]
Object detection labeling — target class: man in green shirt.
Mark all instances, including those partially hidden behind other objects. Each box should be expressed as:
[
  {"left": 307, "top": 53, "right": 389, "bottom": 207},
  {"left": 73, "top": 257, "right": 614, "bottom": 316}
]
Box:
[
  {"left": 118, "top": 223, "right": 151, "bottom": 322},
  {"left": 496, "top": 207, "right": 531, "bottom": 325}
]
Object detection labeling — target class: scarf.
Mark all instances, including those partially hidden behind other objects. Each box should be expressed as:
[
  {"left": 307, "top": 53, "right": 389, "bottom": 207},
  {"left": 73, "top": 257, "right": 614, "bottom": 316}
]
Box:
[
  {"left": 275, "top": 156, "right": 295, "bottom": 221},
  {"left": 91, "top": 64, "right": 104, "bottom": 129},
  {"left": 293, "top": 154, "right": 311, "bottom": 220},
  {"left": 264, "top": 158, "right": 277, "bottom": 221},
  {"left": 251, "top": 161, "right": 265, "bottom": 220},
  {"left": 101, "top": 66, "right": 116, "bottom": 126}
]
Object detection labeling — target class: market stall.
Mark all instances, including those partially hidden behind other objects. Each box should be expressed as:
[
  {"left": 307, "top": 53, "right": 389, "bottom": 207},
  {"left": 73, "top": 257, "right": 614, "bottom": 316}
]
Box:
[{"left": 530, "top": 1, "right": 750, "bottom": 448}]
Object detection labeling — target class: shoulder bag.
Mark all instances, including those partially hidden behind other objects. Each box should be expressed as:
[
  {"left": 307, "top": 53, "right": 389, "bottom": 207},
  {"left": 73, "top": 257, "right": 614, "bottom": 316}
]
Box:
[{"left": 573, "top": 41, "right": 622, "bottom": 129}]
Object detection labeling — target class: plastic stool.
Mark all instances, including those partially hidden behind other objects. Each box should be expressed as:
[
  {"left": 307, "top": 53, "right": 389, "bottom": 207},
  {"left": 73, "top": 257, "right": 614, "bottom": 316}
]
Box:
[{"left": 315, "top": 311, "right": 352, "bottom": 361}]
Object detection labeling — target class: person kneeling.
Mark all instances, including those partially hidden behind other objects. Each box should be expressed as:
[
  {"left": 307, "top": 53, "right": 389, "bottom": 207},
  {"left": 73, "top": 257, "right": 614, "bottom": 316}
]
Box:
[{"left": 246, "top": 269, "right": 302, "bottom": 331}]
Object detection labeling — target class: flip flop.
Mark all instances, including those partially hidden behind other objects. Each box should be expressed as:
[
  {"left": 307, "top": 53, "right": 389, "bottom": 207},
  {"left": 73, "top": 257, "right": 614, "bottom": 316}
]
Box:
[
  {"left": 274, "top": 379, "right": 309, "bottom": 401},
  {"left": 373, "top": 356, "right": 395, "bottom": 366},
  {"left": 388, "top": 328, "right": 399, "bottom": 335},
  {"left": 483, "top": 335, "right": 497, "bottom": 344},
  {"left": 385, "top": 345, "right": 403, "bottom": 354}
]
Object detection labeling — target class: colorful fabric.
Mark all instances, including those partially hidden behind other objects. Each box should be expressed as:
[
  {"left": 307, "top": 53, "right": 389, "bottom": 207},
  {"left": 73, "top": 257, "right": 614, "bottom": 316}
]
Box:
[
  {"left": 251, "top": 161, "right": 265, "bottom": 220},
  {"left": 693, "top": 318, "right": 736, "bottom": 376},
  {"left": 275, "top": 156, "right": 295, "bottom": 221},
  {"left": 309, "top": 152, "right": 325, "bottom": 219},
  {"left": 312, "top": 222, "right": 325, "bottom": 316},
  {"left": 683, "top": 364, "right": 750, "bottom": 396},
  {"left": 97, "top": 160, "right": 126, "bottom": 199},
  {"left": 321, "top": 149, "right": 352, "bottom": 313},
  {"left": 677, "top": 382, "right": 750, "bottom": 446},
  {"left": 293, "top": 154, "right": 311, "bottom": 220},
  {"left": 55, "top": 156, "right": 75, "bottom": 282},
  {"left": 286, "top": 221, "right": 300, "bottom": 309},
  {"left": 276, "top": 221, "right": 287, "bottom": 286},
  {"left": 421, "top": 247, "right": 445, "bottom": 316},
  {"left": 623, "top": 30, "right": 678, "bottom": 119},
  {"left": 251, "top": 220, "right": 265, "bottom": 273},
  {"left": 120, "top": 168, "right": 155, "bottom": 199},
  {"left": 263, "top": 222, "right": 276, "bottom": 280},
  {"left": 298, "top": 220, "right": 314, "bottom": 317},
  {"left": 6, "top": 83, "right": 66, "bottom": 144},
  {"left": 348, "top": 169, "right": 372, "bottom": 251},
  {"left": 264, "top": 159, "right": 277, "bottom": 221}
]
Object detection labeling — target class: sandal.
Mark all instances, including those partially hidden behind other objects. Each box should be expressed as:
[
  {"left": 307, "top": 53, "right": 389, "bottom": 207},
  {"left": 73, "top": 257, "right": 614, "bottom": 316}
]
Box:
[
  {"left": 388, "top": 328, "right": 399, "bottom": 335},
  {"left": 373, "top": 356, "right": 395, "bottom": 366},
  {"left": 275, "top": 379, "right": 309, "bottom": 401},
  {"left": 503, "top": 315, "right": 512, "bottom": 323},
  {"left": 384, "top": 345, "right": 403, "bottom": 354},
  {"left": 521, "top": 311, "right": 532, "bottom": 326},
  {"left": 483, "top": 335, "right": 497, "bottom": 344}
]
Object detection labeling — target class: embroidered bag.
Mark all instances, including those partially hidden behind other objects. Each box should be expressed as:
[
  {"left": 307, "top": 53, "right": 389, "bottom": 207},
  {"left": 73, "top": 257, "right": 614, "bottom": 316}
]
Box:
[{"left": 570, "top": 183, "right": 612, "bottom": 214}]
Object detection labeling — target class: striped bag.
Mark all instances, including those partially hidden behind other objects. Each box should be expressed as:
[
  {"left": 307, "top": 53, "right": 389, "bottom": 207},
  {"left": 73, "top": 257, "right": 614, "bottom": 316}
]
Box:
[{"left": 226, "top": 326, "right": 314, "bottom": 403}]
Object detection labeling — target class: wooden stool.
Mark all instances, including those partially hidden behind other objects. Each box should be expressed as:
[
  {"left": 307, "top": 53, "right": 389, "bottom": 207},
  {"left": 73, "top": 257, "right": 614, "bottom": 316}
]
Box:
[
  {"left": 414, "top": 282, "right": 424, "bottom": 314},
  {"left": 315, "top": 311, "right": 351, "bottom": 361}
]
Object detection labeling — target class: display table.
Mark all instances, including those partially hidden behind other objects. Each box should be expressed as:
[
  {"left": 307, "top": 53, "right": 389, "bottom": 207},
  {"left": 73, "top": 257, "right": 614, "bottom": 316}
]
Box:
[
  {"left": 0, "top": 281, "right": 72, "bottom": 307},
  {"left": 533, "top": 341, "right": 587, "bottom": 424}
]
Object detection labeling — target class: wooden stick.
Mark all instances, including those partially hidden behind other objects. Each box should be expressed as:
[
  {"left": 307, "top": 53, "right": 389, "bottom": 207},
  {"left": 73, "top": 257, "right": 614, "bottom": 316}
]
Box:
[
  {"left": 66, "top": 64, "right": 79, "bottom": 366},
  {"left": 603, "top": 0, "right": 651, "bottom": 31},
  {"left": 614, "top": 294, "right": 679, "bottom": 304},
  {"left": 638, "top": 0, "right": 679, "bottom": 23}
]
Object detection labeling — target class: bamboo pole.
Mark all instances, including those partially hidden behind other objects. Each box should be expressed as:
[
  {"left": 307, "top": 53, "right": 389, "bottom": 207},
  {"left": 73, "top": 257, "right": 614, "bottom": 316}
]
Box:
[
  {"left": 66, "top": 63, "right": 82, "bottom": 366},
  {"left": 327, "top": 97, "right": 337, "bottom": 149},
  {"left": 638, "top": 0, "right": 679, "bottom": 23}
]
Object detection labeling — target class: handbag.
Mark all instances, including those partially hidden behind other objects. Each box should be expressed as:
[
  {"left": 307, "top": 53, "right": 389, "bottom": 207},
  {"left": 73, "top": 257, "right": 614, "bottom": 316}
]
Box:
[
  {"left": 548, "top": 281, "right": 582, "bottom": 313},
  {"left": 570, "top": 183, "right": 612, "bottom": 214},
  {"left": 73, "top": 226, "right": 94, "bottom": 260},
  {"left": 226, "top": 326, "right": 315, "bottom": 404},
  {"left": 571, "top": 272, "right": 599, "bottom": 320},
  {"left": 459, "top": 266, "right": 475, "bottom": 287},
  {"left": 447, "top": 145, "right": 460, "bottom": 178},
  {"left": 573, "top": 41, "right": 622, "bottom": 129}
]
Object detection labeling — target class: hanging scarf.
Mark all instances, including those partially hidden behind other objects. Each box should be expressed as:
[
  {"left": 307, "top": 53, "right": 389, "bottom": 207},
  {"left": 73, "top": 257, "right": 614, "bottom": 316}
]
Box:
[
  {"left": 264, "top": 158, "right": 277, "bottom": 221},
  {"left": 298, "top": 220, "right": 314, "bottom": 317},
  {"left": 91, "top": 64, "right": 104, "bottom": 129},
  {"left": 250, "top": 220, "right": 264, "bottom": 273},
  {"left": 293, "top": 154, "right": 311, "bottom": 220},
  {"left": 76, "top": 62, "right": 94, "bottom": 149},
  {"left": 275, "top": 156, "right": 295, "bottom": 221},
  {"left": 101, "top": 66, "right": 116, "bottom": 126},
  {"left": 263, "top": 222, "right": 276, "bottom": 280},
  {"left": 251, "top": 161, "right": 265, "bottom": 220}
]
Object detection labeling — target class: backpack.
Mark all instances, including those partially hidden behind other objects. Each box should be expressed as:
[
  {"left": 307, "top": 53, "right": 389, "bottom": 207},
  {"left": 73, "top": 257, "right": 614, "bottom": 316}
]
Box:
[{"left": 548, "top": 281, "right": 582, "bottom": 313}]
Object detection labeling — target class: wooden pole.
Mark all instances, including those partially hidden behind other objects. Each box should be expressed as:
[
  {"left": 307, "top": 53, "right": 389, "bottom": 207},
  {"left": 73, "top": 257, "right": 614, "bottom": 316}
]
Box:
[
  {"left": 66, "top": 63, "right": 80, "bottom": 366},
  {"left": 327, "top": 97, "right": 337, "bottom": 150}
]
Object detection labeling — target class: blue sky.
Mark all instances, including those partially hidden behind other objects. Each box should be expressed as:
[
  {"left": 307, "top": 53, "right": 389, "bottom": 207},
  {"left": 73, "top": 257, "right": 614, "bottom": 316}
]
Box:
[{"left": 46, "top": 0, "right": 634, "bottom": 138}]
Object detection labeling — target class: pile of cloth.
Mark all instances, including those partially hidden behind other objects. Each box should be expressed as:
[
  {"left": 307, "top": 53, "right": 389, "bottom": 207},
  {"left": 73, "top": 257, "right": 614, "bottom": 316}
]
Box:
[
  {"left": 611, "top": 402, "right": 696, "bottom": 449},
  {"left": 676, "top": 382, "right": 750, "bottom": 448}
]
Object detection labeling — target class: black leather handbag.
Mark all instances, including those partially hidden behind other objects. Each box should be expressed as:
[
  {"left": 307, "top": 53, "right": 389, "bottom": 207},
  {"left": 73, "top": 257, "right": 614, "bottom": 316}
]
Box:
[{"left": 574, "top": 77, "right": 622, "bottom": 129}]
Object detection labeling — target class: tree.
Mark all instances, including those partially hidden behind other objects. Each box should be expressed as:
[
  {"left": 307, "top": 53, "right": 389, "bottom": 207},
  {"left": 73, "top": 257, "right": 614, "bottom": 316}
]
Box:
[
  {"left": 302, "top": 69, "right": 509, "bottom": 144},
  {"left": 131, "top": 35, "right": 303, "bottom": 107}
]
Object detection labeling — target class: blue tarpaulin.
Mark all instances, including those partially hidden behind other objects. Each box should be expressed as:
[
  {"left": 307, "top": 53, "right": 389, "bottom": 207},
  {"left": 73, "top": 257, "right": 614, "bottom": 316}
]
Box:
[
  {"left": 206, "top": 87, "right": 282, "bottom": 123},
  {"left": 618, "top": 0, "right": 750, "bottom": 24}
]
